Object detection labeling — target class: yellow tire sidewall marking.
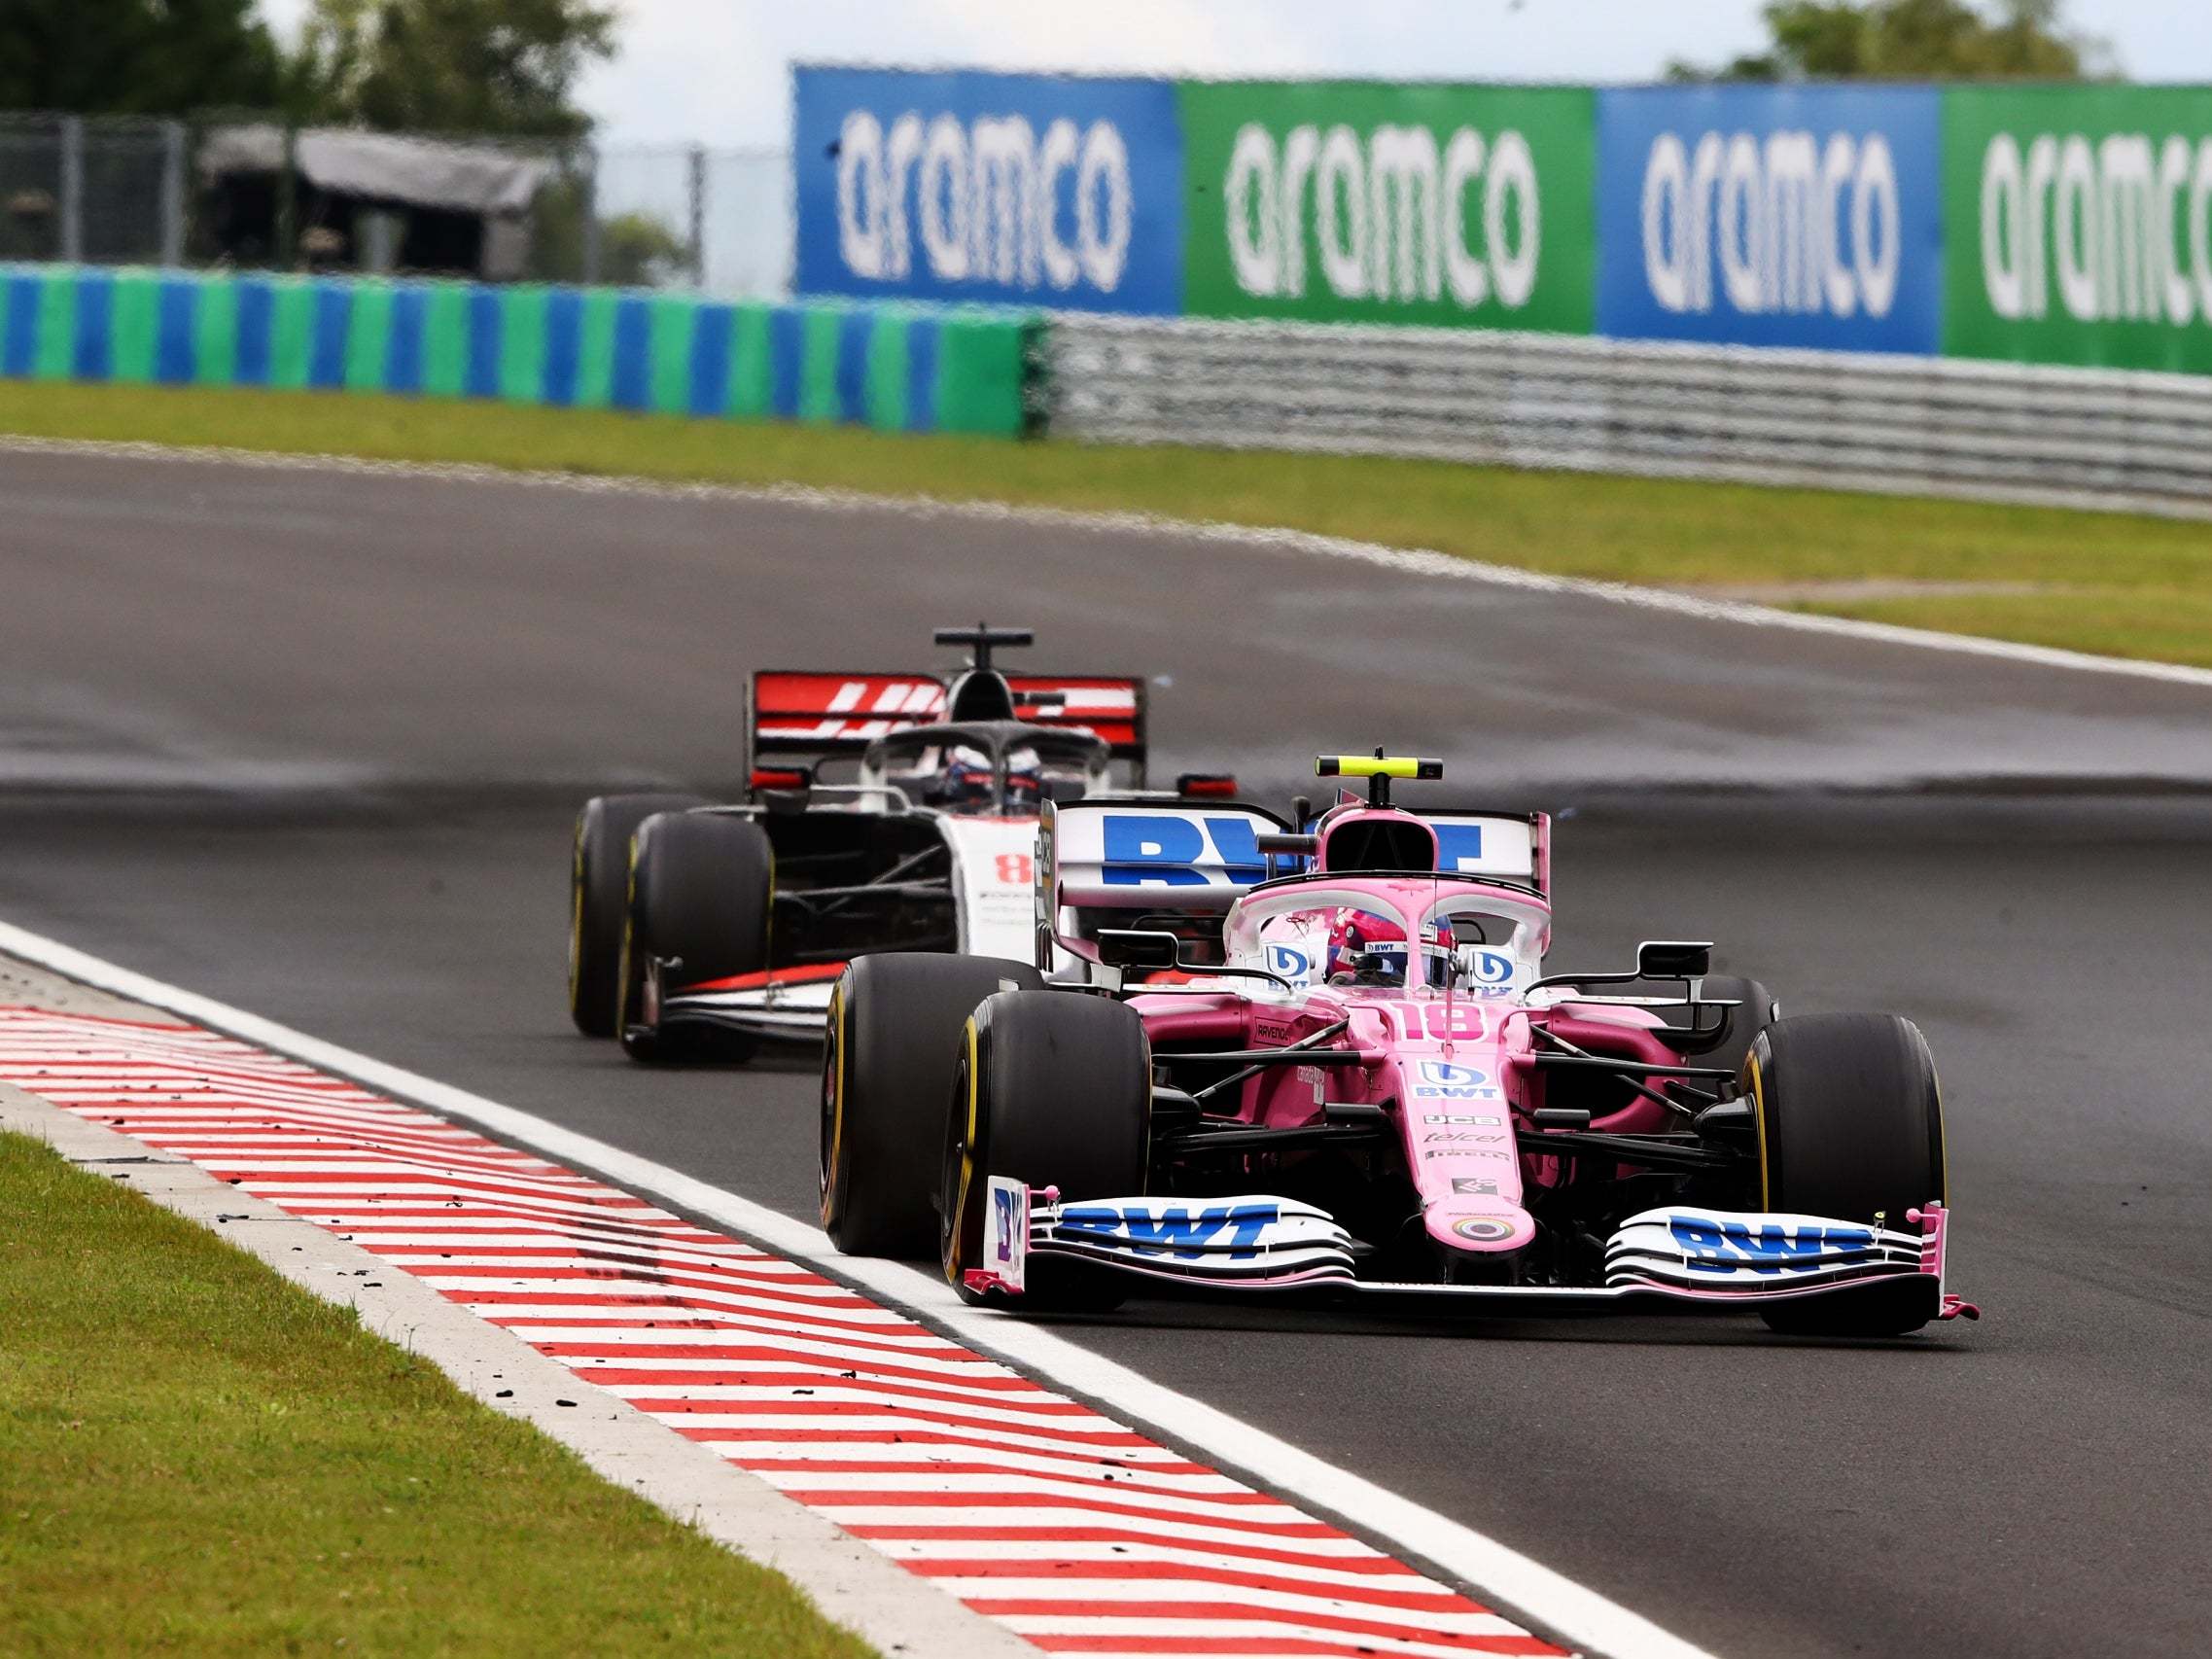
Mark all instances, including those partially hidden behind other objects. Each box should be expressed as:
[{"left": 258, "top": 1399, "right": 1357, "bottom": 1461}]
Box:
[
  {"left": 946, "top": 1016, "right": 981, "bottom": 1285},
  {"left": 1747, "top": 1048, "right": 1772, "bottom": 1210}
]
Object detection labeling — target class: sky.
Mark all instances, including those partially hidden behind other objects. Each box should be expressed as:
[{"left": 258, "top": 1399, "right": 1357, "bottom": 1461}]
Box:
[{"left": 258, "top": 1, "right": 2208, "bottom": 151}]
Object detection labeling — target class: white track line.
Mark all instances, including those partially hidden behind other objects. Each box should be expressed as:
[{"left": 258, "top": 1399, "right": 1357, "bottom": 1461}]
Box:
[
  {"left": 0, "top": 915, "right": 1723, "bottom": 1659},
  {"left": 5, "top": 432, "right": 2210, "bottom": 691}
]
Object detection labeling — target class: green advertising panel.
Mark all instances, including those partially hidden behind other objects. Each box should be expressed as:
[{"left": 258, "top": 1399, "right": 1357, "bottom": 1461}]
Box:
[
  {"left": 1178, "top": 81, "right": 1597, "bottom": 333},
  {"left": 1946, "top": 85, "right": 2212, "bottom": 373}
]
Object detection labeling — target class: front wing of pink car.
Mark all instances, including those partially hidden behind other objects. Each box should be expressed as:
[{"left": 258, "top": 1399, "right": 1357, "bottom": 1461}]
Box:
[{"left": 967, "top": 1179, "right": 1979, "bottom": 1321}]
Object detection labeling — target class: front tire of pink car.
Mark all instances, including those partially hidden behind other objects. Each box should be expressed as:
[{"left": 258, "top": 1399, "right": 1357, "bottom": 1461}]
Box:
[
  {"left": 1746, "top": 1011, "right": 1948, "bottom": 1338},
  {"left": 942, "top": 990, "right": 1151, "bottom": 1311}
]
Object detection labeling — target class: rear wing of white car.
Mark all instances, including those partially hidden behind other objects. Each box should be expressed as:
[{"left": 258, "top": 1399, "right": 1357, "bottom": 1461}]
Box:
[{"left": 748, "top": 669, "right": 1147, "bottom": 777}]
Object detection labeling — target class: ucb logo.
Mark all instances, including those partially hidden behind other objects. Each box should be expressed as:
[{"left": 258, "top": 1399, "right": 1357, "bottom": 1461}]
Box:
[
  {"left": 1058, "top": 1202, "right": 1281, "bottom": 1259},
  {"left": 837, "top": 109, "right": 1133, "bottom": 293},
  {"left": 1668, "top": 1215, "right": 1875, "bottom": 1274},
  {"left": 1222, "top": 122, "right": 1541, "bottom": 309},
  {"left": 1640, "top": 130, "right": 1902, "bottom": 319},
  {"left": 1266, "top": 943, "right": 1314, "bottom": 979},
  {"left": 1100, "top": 813, "right": 1266, "bottom": 888}
]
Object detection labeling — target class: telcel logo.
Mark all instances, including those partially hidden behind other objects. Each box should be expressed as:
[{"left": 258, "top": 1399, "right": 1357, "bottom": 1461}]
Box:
[
  {"left": 1223, "top": 122, "right": 1542, "bottom": 308},
  {"left": 836, "top": 110, "right": 1134, "bottom": 292},
  {"left": 1640, "top": 129, "right": 1902, "bottom": 318}
]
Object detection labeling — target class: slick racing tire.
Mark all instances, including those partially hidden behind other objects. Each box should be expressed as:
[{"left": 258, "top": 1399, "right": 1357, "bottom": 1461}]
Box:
[
  {"left": 569, "top": 793, "right": 706, "bottom": 1037},
  {"left": 616, "top": 811, "right": 772, "bottom": 1064},
  {"left": 821, "top": 953, "right": 1043, "bottom": 1258},
  {"left": 1747, "top": 1012, "right": 1948, "bottom": 1338},
  {"left": 942, "top": 991, "right": 1151, "bottom": 1311},
  {"left": 1691, "top": 975, "right": 1777, "bottom": 1078}
]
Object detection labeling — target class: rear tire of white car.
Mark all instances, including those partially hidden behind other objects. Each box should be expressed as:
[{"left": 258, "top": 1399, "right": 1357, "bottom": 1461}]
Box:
[
  {"left": 821, "top": 952, "right": 1043, "bottom": 1258},
  {"left": 569, "top": 793, "right": 706, "bottom": 1037},
  {"left": 1748, "top": 1012, "right": 1947, "bottom": 1337},
  {"left": 942, "top": 990, "right": 1151, "bottom": 1310},
  {"left": 615, "top": 811, "right": 772, "bottom": 1064}
]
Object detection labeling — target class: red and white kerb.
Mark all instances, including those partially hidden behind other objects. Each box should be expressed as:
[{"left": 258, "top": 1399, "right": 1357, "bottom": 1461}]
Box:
[{"left": 0, "top": 1007, "right": 1563, "bottom": 1659}]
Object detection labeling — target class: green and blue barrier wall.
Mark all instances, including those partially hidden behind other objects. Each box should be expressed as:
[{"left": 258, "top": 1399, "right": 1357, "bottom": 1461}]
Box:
[{"left": 0, "top": 265, "right": 1036, "bottom": 437}]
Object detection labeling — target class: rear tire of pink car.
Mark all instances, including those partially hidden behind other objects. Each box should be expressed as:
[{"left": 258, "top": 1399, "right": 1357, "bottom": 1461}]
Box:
[
  {"left": 822, "top": 952, "right": 1043, "bottom": 1258},
  {"left": 1747, "top": 1011, "right": 1948, "bottom": 1338}
]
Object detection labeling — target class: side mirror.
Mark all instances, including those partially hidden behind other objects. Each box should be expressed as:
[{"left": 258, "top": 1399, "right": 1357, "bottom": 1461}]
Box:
[
  {"left": 1096, "top": 929, "right": 1183, "bottom": 971},
  {"left": 1637, "top": 940, "right": 1712, "bottom": 979}
]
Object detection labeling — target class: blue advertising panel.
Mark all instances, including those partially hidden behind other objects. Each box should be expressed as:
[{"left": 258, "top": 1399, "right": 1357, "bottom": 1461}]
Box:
[
  {"left": 1596, "top": 86, "right": 1943, "bottom": 353},
  {"left": 794, "top": 67, "right": 1184, "bottom": 314}
]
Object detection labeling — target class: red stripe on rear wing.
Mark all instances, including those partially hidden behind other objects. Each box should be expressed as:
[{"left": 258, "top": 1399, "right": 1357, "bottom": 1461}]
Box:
[
  {"left": 1004, "top": 675, "right": 1146, "bottom": 758},
  {"left": 749, "top": 671, "right": 1148, "bottom": 764},
  {"left": 751, "top": 672, "right": 949, "bottom": 758}
]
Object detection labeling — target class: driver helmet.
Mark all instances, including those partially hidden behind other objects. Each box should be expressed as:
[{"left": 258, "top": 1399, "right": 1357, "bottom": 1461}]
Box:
[
  {"left": 1003, "top": 745, "right": 1044, "bottom": 814},
  {"left": 939, "top": 745, "right": 996, "bottom": 814},
  {"left": 1325, "top": 908, "right": 1457, "bottom": 989}
]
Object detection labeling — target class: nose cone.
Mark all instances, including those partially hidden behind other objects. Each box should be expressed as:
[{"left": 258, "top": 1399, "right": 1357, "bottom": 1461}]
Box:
[{"left": 1424, "top": 1203, "right": 1535, "bottom": 1253}]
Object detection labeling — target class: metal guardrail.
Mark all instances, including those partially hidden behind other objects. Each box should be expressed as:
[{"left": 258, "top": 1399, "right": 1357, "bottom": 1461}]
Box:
[{"left": 1041, "top": 316, "right": 2212, "bottom": 518}]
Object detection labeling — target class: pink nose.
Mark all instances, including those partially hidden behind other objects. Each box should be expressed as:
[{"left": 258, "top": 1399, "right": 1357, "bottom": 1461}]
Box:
[{"left": 1423, "top": 1203, "right": 1534, "bottom": 1253}]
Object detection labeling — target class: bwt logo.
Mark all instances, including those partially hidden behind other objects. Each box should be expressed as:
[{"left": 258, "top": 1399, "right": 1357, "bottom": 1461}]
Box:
[
  {"left": 1419, "top": 1061, "right": 1489, "bottom": 1089},
  {"left": 836, "top": 109, "right": 1133, "bottom": 292},
  {"left": 1223, "top": 122, "right": 1542, "bottom": 309},
  {"left": 1100, "top": 814, "right": 1266, "bottom": 887},
  {"left": 1640, "top": 129, "right": 1902, "bottom": 319},
  {"left": 1058, "top": 1202, "right": 1281, "bottom": 1259},
  {"left": 1668, "top": 1215, "right": 1874, "bottom": 1274}
]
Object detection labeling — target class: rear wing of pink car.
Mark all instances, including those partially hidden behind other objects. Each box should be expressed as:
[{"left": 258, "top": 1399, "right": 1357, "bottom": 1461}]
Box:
[{"left": 1038, "top": 799, "right": 1551, "bottom": 967}]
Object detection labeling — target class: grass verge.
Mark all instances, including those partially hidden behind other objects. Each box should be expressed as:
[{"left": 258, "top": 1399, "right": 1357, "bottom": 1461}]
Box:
[
  {"left": 0, "top": 1130, "right": 872, "bottom": 1657},
  {"left": 4, "top": 379, "right": 2211, "bottom": 668}
]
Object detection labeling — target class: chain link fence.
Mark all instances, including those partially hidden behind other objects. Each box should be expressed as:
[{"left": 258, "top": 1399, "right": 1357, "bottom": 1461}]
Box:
[
  {"left": 0, "top": 112, "right": 791, "bottom": 299},
  {"left": 1, "top": 116, "right": 186, "bottom": 266}
]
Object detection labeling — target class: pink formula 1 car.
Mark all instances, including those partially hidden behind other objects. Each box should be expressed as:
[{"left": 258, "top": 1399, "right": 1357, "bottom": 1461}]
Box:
[{"left": 820, "top": 756, "right": 1975, "bottom": 1336}]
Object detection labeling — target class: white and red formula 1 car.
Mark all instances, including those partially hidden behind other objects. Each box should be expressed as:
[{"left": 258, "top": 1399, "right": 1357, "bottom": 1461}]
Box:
[
  {"left": 821, "top": 754, "right": 1977, "bottom": 1335},
  {"left": 567, "top": 624, "right": 1233, "bottom": 1063}
]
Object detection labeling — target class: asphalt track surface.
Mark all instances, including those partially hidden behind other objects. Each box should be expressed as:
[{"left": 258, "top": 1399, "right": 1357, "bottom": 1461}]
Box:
[{"left": 4, "top": 444, "right": 2210, "bottom": 1658}]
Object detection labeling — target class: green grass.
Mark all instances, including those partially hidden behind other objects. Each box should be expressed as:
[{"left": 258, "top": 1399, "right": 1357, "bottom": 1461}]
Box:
[
  {"left": 5, "top": 379, "right": 2211, "bottom": 667},
  {"left": 0, "top": 1132, "right": 873, "bottom": 1657}
]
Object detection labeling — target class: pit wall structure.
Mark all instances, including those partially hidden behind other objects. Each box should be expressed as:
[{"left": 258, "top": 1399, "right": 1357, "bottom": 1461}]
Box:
[
  {"left": 0, "top": 265, "right": 1035, "bottom": 436},
  {"left": 797, "top": 69, "right": 2212, "bottom": 377}
]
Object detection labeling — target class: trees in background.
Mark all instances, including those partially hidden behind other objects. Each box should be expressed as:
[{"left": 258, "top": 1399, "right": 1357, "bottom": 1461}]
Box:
[
  {"left": 0, "top": 0, "right": 284, "bottom": 114},
  {"left": 0, "top": 0, "right": 617, "bottom": 134},
  {"left": 1669, "top": 0, "right": 2112, "bottom": 82},
  {"left": 287, "top": 0, "right": 616, "bottom": 137}
]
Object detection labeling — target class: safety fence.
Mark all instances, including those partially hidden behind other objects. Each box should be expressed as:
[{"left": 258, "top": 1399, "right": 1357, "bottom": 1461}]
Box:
[
  {"left": 1040, "top": 313, "right": 2212, "bottom": 514},
  {"left": 0, "top": 265, "right": 1030, "bottom": 436}
]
